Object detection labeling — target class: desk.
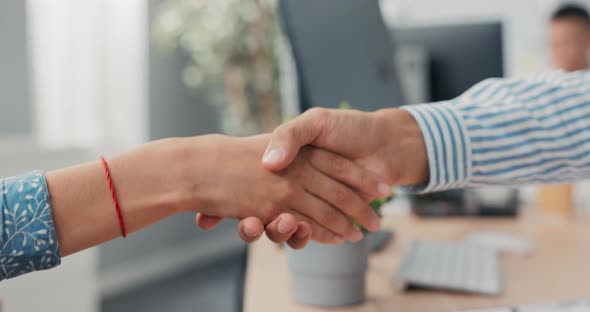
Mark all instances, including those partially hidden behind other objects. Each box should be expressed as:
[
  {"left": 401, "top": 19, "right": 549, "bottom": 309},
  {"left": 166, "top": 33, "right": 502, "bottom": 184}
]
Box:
[{"left": 244, "top": 213, "right": 590, "bottom": 312}]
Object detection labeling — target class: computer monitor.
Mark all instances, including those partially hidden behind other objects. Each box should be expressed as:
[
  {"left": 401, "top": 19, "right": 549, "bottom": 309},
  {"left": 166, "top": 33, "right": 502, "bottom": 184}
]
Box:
[
  {"left": 394, "top": 22, "right": 515, "bottom": 217},
  {"left": 393, "top": 22, "right": 504, "bottom": 102},
  {"left": 279, "top": 0, "right": 405, "bottom": 111}
]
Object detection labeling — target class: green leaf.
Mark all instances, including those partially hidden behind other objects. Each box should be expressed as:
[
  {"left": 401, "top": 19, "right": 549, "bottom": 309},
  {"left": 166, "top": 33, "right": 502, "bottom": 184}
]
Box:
[
  {"left": 338, "top": 101, "right": 351, "bottom": 110},
  {"left": 353, "top": 190, "right": 394, "bottom": 233}
]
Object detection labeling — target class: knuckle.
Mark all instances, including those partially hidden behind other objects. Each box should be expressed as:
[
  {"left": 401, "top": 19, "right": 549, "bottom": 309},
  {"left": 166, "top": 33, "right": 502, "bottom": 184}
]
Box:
[
  {"left": 263, "top": 203, "right": 283, "bottom": 224},
  {"left": 330, "top": 156, "right": 348, "bottom": 174},
  {"left": 307, "top": 108, "right": 329, "bottom": 129},
  {"left": 333, "top": 185, "right": 352, "bottom": 206},
  {"left": 389, "top": 168, "right": 401, "bottom": 184},
  {"left": 311, "top": 226, "right": 332, "bottom": 243},
  {"left": 317, "top": 206, "right": 336, "bottom": 224},
  {"left": 311, "top": 225, "right": 340, "bottom": 244},
  {"left": 271, "top": 124, "right": 285, "bottom": 135},
  {"left": 304, "top": 148, "right": 324, "bottom": 169},
  {"left": 316, "top": 207, "right": 348, "bottom": 234},
  {"left": 276, "top": 181, "right": 297, "bottom": 203},
  {"left": 308, "top": 107, "right": 328, "bottom": 119},
  {"left": 359, "top": 171, "right": 378, "bottom": 195},
  {"left": 275, "top": 126, "right": 295, "bottom": 143},
  {"left": 354, "top": 207, "right": 371, "bottom": 226}
]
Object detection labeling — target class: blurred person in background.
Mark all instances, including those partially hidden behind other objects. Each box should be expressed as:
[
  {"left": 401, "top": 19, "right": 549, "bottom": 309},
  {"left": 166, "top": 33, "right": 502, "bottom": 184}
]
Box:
[
  {"left": 540, "top": 3, "right": 590, "bottom": 215},
  {"left": 549, "top": 3, "right": 590, "bottom": 72}
]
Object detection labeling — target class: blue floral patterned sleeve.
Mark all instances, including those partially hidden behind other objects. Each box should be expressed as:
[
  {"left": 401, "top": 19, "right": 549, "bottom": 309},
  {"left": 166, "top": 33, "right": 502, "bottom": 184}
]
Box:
[{"left": 0, "top": 171, "right": 61, "bottom": 281}]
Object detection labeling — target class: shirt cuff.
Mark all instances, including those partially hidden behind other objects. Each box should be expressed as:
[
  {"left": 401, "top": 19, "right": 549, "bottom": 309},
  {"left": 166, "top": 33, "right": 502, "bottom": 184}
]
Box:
[
  {"left": 401, "top": 102, "right": 472, "bottom": 192},
  {"left": 0, "top": 171, "right": 61, "bottom": 280}
]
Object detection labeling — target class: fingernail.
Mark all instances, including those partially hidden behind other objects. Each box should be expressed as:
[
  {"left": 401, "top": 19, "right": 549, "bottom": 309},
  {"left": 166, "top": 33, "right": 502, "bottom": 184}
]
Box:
[
  {"left": 350, "top": 226, "right": 364, "bottom": 242},
  {"left": 278, "top": 218, "right": 291, "bottom": 234},
  {"left": 243, "top": 227, "right": 259, "bottom": 239},
  {"left": 262, "top": 148, "right": 284, "bottom": 165},
  {"left": 378, "top": 183, "right": 392, "bottom": 196}
]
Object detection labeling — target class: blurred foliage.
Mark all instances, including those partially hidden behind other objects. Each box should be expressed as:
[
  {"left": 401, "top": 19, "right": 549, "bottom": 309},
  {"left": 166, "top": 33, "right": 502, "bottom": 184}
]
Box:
[
  {"left": 153, "top": 0, "right": 287, "bottom": 135},
  {"left": 352, "top": 192, "right": 395, "bottom": 233}
]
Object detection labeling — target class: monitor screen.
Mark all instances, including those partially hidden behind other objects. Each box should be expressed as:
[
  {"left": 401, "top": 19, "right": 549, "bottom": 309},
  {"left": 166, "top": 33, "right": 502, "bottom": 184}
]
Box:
[
  {"left": 280, "top": 0, "right": 405, "bottom": 111},
  {"left": 394, "top": 22, "right": 504, "bottom": 102}
]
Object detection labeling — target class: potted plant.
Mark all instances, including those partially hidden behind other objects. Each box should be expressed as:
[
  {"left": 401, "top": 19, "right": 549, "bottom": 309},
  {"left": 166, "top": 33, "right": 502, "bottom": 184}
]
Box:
[
  {"left": 153, "top": 0, "right": 288, "bottom": 135},
  {"left": 287, "top": 196, "right": 393, "bottom": 307}
]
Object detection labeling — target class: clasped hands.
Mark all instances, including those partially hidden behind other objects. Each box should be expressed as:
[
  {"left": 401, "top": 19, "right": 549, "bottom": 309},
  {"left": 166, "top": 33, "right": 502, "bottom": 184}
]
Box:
[{"left": 196, "top": 107, "right": 428, "bottom": 249}]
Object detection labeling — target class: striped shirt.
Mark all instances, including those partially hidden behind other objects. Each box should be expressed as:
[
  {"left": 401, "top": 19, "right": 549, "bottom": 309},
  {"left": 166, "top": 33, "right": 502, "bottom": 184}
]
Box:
[{"left": 402, "top": 70, "right": 590, "bottom": 193}]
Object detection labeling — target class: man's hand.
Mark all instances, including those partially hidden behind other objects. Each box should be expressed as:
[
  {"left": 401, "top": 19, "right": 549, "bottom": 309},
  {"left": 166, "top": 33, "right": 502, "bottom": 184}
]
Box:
[
  {"left": 198, "top": 108, "right": 428, "bottom": 248},
  {"left": 261, "top": 108, "right": 428, "bottom": 184}
]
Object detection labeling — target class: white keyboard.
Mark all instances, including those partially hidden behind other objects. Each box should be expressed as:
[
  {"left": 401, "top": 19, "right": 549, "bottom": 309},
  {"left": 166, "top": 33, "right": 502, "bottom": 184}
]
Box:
[
  {"left": 396, "top": 240, "right": 501, "bottom": 295},
  {"left": 462, "top": 299, "right": 590, "bottom": 311}
]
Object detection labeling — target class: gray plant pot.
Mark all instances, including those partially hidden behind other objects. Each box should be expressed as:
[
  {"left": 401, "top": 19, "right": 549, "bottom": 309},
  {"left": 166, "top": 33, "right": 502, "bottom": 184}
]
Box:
[{"left": 287, "top": 239, "right": 370, "bottom": 307}]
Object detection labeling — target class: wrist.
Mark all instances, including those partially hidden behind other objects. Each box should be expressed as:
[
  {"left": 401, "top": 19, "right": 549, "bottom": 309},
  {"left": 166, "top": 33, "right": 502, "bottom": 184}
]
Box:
[
  {"left": 399, "top": 102, "right": 472, "bottom": 192},
  {"left": 107, "top": 137, "right": 195, "bottom": 224},
  {"left": 172, "top": 134, "right": 273, "bottom": 218},
  {"left": 373, "top": 108, "right": 429, "bottom": 185}
]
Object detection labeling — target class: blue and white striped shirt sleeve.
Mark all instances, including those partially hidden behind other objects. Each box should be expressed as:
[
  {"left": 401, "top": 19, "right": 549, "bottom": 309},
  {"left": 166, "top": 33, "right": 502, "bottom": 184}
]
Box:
[{"left": 402, "top": 70, "right": 590, "bottom": 192}]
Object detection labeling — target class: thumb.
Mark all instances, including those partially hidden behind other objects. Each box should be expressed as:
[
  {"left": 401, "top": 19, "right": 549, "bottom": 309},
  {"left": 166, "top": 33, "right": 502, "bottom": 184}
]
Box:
[
  {"left": 261, "top": 136, "right": 300, "bottom": 172},
  {"left": 262, "top": 109, "right": 325, "bottom": 171}
]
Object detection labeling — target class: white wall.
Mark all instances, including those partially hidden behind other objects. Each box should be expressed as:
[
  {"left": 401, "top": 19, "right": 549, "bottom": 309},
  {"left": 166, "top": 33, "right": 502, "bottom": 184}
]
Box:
[
  {"left": 0, "top": 1, "right": 32, "bottom": 136},
  {"left": 28, "top": 0, "right": 148, "bottom": 151}
]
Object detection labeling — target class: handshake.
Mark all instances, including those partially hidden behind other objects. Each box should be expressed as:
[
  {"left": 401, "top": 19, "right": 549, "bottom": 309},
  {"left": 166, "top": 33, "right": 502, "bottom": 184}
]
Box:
[{"left": 194, "top": 107, "right": 428, "bottom": 249}]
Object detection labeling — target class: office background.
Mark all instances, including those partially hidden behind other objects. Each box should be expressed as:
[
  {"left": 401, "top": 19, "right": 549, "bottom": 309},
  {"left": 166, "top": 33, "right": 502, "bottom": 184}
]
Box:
[{"left": 0, "top": 0, "right": 589, "bottom": 311}]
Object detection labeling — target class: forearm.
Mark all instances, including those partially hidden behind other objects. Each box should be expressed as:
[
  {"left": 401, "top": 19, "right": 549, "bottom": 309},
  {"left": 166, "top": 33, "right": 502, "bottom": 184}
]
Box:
[
  {"left": 0, "top": 137, "right": 215, "bottom": 279},
  {"left": 46, "top": 138, "right": 192, "bottom": 256},
  {"left": 402, "top": 70, "right": 590, "bottom": 191}
]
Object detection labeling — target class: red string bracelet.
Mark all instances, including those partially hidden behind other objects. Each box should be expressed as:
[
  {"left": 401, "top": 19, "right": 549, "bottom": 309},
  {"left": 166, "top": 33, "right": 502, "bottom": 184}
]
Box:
[{"left": 100, "top": 156, "right": 127, "bottom": 238}]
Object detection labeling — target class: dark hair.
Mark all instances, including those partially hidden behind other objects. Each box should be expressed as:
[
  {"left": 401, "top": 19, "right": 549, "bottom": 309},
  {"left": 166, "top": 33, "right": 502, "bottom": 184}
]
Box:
[{"left": 552, "top": 3, "right": 590, "bottom": 26}]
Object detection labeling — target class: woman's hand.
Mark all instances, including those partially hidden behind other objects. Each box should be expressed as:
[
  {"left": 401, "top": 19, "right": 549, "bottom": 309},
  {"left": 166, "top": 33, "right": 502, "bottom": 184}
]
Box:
[
  {"left": 46, "top": 132, "right": 387, "bottom": 256},
  {"left": 182, "top": 134, "right": 386, "bottom": 244}
]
